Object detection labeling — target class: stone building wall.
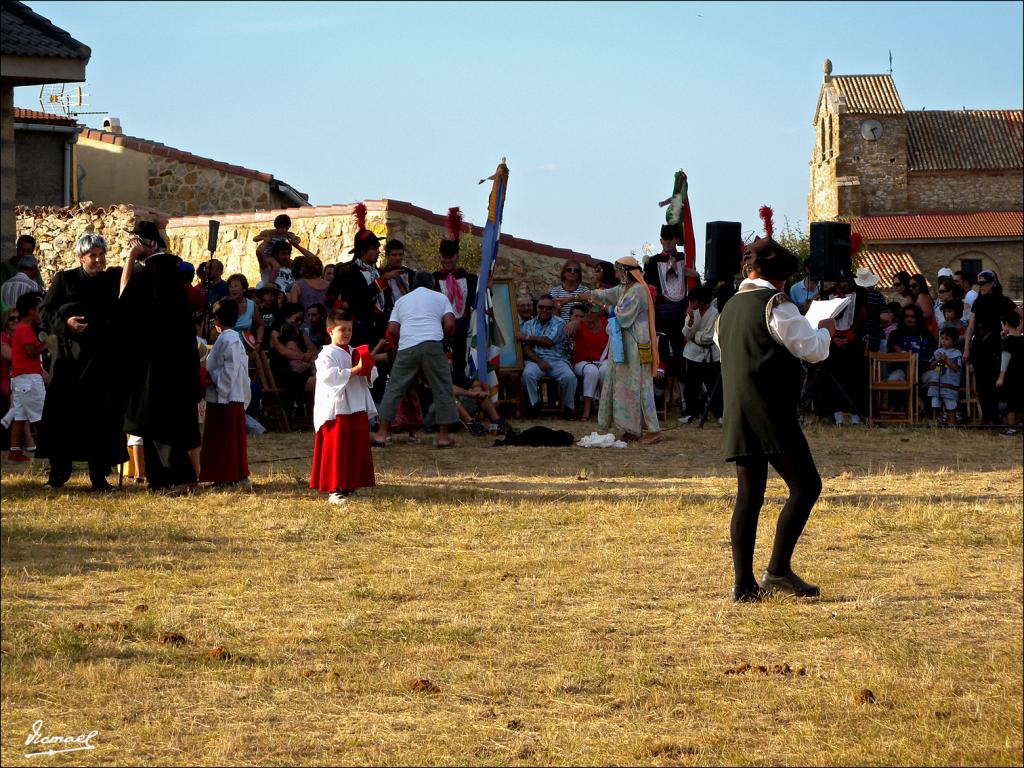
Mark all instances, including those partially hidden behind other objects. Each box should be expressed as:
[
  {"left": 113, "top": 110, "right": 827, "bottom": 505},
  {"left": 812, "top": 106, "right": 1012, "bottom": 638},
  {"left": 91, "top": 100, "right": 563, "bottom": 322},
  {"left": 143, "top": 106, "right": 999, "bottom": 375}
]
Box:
[
  {"left": 14, "top": 203, "right": 168, "bottom": 284},
  {"left": 75, "top": 133, "right": 295, "bottom": 218},
  {"left": 165, "top": 201, "right": 595, "bottom": 300},
  {"left": 907, "top": 171, "right": 1024, "bottom": 213},
  {"left": 865, "top": 241, "right": 1023, "bottom": 298},
  {"left": 835, "top": 114, "right": 909, "bottom": 217},
  {"left": 147, "top": 155, "right": 292, "bottom": 217},
  {"left": 911, "top": 241, "right": 1022, "bottom": 295}
]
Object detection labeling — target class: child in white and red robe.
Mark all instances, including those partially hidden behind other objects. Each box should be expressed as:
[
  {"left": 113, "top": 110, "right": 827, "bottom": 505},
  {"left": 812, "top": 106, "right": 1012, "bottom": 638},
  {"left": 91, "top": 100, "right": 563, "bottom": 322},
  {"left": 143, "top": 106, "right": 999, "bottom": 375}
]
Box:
[
  {"left": 199, "top": 299, "right": 251, "bottom": 488},
  {"left": 310, "top": 310, "right": 377, "bottom": 505}
]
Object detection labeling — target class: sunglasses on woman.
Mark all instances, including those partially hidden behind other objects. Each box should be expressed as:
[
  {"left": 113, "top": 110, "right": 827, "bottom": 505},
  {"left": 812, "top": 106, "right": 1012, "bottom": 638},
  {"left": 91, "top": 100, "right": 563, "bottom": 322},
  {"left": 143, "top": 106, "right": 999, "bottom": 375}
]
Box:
[{"left": 977, "top": 280, "right": 991, "bottom": 285}]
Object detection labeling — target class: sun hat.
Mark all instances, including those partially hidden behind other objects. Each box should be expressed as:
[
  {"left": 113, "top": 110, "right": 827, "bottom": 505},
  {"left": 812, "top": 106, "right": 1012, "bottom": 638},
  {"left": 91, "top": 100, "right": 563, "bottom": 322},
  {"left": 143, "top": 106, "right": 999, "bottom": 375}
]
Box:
[{"left": 854, "top": 266, "right": 880, "bottom": 287}]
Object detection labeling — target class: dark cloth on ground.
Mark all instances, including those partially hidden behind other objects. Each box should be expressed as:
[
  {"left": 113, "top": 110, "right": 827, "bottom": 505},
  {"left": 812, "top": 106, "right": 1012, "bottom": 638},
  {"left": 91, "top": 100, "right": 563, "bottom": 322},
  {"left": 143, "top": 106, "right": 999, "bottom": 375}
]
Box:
[{"left": 492, "top": 425, "right": 575, "bottom": 447}]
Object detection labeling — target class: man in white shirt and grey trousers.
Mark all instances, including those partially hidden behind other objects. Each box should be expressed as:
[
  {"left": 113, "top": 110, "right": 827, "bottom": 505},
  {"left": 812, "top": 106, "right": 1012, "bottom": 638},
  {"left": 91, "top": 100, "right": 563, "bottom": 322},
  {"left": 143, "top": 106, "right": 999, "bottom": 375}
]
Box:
[{"left": 372, "top": 272, "right": 459, "bottom": 449}]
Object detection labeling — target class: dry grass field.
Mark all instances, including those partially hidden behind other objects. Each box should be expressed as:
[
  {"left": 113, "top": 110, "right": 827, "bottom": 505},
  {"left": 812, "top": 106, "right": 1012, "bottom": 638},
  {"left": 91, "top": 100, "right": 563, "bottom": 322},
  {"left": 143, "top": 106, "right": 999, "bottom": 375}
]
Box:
[{"left": 1, "top": 421, "right": 1021, "bottom": 766}]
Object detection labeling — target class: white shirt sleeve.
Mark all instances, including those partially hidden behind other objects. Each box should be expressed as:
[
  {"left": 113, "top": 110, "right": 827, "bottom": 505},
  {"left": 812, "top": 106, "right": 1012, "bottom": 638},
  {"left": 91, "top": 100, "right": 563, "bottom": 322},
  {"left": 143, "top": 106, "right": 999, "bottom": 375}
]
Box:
[{"left": 769, "top": 301, "right": 832, "bottom": 364}]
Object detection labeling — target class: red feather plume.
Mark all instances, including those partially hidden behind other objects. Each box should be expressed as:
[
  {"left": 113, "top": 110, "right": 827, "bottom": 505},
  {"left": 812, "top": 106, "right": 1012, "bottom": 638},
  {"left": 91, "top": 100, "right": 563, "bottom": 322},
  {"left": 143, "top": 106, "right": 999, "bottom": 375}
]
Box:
[
  {"left": 354, "top": 202, "right": 367, "bottom": 233},
  {"left": 446, "top": 207, "right": 463, "bottom": 241},
  {"left": 850, "top": 232, "right": 863, "bottom": 257},
  {"left": 758, "top": 205, "right": 774, "bottom": 239}
]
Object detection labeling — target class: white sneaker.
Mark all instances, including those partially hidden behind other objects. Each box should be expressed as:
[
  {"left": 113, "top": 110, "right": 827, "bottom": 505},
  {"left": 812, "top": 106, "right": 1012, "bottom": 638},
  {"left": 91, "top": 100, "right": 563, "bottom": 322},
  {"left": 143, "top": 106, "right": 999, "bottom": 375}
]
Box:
[
  {"left": 677, "top": 415, "right": 695, "bottom": 424},
  {"left": 328, "top": 492, "right": 348, "bottom": 505}
]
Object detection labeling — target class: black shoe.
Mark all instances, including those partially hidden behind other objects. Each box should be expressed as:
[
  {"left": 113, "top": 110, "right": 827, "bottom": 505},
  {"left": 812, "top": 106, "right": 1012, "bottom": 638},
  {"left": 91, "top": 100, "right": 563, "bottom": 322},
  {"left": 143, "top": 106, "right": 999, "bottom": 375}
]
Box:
[
  {"left": 90, "top": 481, "right": 115, "bottom": 492},
  {"left": 562, "top": 408, "right": 578, "bottom": 421},
  {"left": 524, "top": 403, "right": 540, "bottom": 419},
  {"left": 732, "top": 583, "right": 763, "bottom": 603},
  {"left": 759, "top": 570, "right": 820, "bottom": 597}
]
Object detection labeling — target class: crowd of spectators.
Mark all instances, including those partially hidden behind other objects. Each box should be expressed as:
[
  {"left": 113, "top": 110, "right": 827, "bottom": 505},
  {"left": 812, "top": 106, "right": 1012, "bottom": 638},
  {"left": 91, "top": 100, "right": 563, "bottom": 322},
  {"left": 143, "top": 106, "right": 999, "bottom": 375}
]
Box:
[{"left": 2, "top": 219, "right": 1022, "bottom": 489}]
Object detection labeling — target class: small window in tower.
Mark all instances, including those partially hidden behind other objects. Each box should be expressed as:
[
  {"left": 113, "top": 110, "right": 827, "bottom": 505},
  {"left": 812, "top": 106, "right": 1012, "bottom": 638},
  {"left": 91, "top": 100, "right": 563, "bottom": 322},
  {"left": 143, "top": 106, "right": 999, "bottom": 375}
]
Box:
[
  {"left": 820, "top": 118, "right": 826, "bottom": 162},
  {"left": 828, "top": 115, "right": 834, "bottom": 158}
]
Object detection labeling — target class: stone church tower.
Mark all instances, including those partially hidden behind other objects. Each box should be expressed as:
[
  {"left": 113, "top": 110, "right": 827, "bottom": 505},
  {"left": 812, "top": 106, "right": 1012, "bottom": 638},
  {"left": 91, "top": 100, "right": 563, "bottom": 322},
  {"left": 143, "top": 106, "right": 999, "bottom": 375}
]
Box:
[
  {"left": 807, "top": 59, "right": 1023, "bottom": 298},
  {"left": 808, "top": 58, "right": 909, "bottom": 220}
]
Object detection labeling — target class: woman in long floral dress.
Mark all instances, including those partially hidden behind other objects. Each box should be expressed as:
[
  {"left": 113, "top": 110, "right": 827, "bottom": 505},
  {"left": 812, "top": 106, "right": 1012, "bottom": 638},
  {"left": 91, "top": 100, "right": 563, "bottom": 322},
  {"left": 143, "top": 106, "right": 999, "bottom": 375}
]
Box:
[{"left": 581, "top": 256, "right": 662, "bottom": 445}]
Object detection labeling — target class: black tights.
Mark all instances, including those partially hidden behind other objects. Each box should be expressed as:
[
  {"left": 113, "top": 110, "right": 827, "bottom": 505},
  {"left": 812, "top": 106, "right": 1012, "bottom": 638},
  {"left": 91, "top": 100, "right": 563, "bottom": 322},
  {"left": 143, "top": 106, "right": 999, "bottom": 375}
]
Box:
[{"left": 731, "top": 451, "right": 822, "bottom": 590}]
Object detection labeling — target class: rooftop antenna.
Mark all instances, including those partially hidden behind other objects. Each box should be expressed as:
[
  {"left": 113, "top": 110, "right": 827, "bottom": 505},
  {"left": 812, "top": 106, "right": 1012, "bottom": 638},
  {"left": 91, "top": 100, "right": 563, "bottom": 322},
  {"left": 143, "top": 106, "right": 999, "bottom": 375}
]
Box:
[
  {"left": 38, "top": 83, "right": 107, "bottom": 118},
  {"left": 888, "top": 50, "right": 893, "bottom": 75}
]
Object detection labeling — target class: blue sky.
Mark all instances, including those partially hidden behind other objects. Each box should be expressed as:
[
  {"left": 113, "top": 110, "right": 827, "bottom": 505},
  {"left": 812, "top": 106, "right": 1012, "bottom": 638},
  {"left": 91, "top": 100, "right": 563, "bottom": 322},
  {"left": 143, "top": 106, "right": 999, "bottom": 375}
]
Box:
[{"left": 16, "top": 1, "right": 1024, "bottom": 268}]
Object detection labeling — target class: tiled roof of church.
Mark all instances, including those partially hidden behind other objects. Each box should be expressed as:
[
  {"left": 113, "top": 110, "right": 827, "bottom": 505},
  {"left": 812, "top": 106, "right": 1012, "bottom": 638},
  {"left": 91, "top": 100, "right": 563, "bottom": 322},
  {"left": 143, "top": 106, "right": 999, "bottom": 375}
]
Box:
[
  {"left": 831, "top": 75, "right": 904, "bottom": 114},
  {"left": 857, "top": 250, "right": 922, "bottom": 286},
  {"left": 1, "top": 1, "right": 91, "bottom": 60},
  {"left": 907, "top": 110, "right": 1023, "bottom": 171},
  {"left": 845, "top": 211, "right": 1024, "bottom": 241}
]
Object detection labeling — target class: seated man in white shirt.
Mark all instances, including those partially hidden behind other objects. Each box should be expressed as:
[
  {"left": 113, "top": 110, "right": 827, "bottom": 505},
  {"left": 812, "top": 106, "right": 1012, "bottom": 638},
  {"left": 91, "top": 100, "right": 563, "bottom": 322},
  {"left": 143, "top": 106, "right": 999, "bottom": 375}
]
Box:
[{"left": 372, "top": 272, "right": 459, "bottom": 448}]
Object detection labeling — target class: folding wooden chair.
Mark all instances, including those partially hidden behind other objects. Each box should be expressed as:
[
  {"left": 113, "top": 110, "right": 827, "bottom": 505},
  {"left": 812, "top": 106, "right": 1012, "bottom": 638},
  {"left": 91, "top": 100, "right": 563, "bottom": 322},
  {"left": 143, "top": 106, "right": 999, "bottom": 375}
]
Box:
[
  {"left": 961, "top": 364, "right": 981, "bottom": 422},
  {"left": 252, "top": 351, "right": 291, "bottom": 432},
  {"left": 867, "top": 351, "right": 918, "bottom": 425}
]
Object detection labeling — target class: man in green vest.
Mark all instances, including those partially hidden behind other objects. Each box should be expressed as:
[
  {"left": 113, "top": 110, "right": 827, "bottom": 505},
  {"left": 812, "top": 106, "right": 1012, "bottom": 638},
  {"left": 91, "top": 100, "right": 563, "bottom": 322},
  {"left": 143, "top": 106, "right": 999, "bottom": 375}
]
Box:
[{"left": 715, "top": 237, "right": 836, "bottom": 602}]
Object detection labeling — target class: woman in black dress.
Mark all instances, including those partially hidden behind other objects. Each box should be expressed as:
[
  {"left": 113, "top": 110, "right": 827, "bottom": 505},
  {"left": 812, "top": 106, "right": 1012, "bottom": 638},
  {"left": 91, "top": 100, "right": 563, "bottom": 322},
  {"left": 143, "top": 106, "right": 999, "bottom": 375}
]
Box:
[
  {"left": 964, "top": 269, "right": 1017, "bottom": 423},
  {"left": 37, "top": 233, "right": 126, "bottom": 490}
]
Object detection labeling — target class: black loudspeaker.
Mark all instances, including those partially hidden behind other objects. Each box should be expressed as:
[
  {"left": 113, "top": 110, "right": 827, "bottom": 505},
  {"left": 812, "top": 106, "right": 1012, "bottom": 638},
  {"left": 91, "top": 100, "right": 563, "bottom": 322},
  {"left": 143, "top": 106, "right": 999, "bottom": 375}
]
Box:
[
  {"left": 705, "top": 221, "right": 742, "bottom": 284},
  {"left": 809, "top": 221, "right": 852, "bottom": 282},
  {"left": 207, "top": 220, "right": 220, "bottom": 253}
]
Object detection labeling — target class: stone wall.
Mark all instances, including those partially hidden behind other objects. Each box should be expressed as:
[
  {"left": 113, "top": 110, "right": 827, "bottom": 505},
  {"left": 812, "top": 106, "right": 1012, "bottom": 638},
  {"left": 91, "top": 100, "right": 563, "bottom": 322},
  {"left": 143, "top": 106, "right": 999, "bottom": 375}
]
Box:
[
  {"left": 908, "top": 171, "right": 1024, "bottom": 213},
  {"left": 908, "top": 241, "right": 1023, "bottom": 298},
  {"left": 75, "top": 134, "right": 295, "bottom": 218},
  {"left": 14, "top": 203, "right": 169, "bottom": 284},
  {"left": 165, "top": 201, "right": 597, "bottom": 300},
  {"left": 147, "top": 155, "right": 292, "bottom": 217},
  {"left": 835, "top": 114, "right": 909, "bottom": 216}
]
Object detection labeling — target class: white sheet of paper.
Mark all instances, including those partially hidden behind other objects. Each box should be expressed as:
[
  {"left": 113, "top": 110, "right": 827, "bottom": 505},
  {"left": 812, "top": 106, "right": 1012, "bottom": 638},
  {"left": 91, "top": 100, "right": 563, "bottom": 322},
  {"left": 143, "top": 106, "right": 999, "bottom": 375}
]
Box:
[{"left": 804, "top": 295, "right": 854, "bottom": 327}]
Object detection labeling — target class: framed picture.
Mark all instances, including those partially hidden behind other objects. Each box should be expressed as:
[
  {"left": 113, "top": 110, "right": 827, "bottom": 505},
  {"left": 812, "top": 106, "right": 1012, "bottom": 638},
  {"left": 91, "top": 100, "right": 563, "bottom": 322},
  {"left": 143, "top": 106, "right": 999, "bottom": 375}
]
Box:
[{"left": 490, "top": 279, "right": 524, "bottom": 371}]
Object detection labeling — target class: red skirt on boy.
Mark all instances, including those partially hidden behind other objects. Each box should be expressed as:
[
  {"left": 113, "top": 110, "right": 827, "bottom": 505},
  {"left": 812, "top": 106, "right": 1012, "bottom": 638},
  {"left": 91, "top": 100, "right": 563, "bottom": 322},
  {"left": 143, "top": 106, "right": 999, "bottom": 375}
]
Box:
[
  {"left": 309, "top": 411, "right": 376, "bottom": 493},
  {"left": 199, "top": 402, "right": 249, "bottom": 483}
]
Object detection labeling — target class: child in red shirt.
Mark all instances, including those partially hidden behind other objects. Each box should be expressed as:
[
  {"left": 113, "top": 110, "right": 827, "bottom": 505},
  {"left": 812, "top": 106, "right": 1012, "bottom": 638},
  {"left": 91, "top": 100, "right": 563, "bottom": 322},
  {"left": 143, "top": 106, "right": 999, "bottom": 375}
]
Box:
[{"left": 1, "top": 293, "right": 47, "bottom": 462}]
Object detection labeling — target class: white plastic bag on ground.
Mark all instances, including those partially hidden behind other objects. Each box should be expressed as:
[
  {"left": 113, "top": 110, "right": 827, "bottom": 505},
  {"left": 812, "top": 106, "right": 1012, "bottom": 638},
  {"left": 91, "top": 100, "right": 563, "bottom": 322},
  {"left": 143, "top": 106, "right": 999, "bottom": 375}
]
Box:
[{"left": 578, "top": 431, "right": 628, "bottom": 449}]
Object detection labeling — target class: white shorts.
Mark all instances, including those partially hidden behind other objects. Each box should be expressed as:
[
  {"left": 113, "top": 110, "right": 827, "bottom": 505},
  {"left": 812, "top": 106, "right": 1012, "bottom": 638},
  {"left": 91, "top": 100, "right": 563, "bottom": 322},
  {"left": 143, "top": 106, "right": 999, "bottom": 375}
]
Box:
[{"left": 8, "top": 373, "right": 45, "bottom": 423}]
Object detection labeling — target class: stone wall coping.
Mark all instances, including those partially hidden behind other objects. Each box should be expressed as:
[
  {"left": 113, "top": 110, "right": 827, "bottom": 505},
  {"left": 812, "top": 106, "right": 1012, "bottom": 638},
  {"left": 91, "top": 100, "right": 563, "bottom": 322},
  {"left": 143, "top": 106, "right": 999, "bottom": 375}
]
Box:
[
  {"left": 166, "top": 199, "right": 598, "bottom": 264},
  {"left": 15, "top": 202, "right": 171, "bottom": 227}
]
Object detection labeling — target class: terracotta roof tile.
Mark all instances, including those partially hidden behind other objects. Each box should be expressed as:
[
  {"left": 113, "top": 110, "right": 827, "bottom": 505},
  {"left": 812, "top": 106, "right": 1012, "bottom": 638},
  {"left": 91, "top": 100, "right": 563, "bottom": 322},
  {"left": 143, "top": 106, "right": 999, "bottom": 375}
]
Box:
[
  {"left": 858, "top": 250, "right": 923, "bottom": 286},
  {"left": 13, "top": 107, "right": 76, "bottom": 126},
  {"left": 907, "top": 110, "right": 1023, "bottom": 171},
  {"left": 831, "top": 75, "right": 904, "bottom": 115},
  {"left": 76, "top": 126, "right": 308, "bottom": 201},
  {"left": 845, "top": 211, "right": 1023, "bottom": 241},
  {"left": 1, "top": 1, "right": 91, "bottom": 60}
]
